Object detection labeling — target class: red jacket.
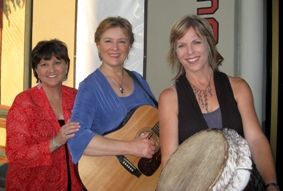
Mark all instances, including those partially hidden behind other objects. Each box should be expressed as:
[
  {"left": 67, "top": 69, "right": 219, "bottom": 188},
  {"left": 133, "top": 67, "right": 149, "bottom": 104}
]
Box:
[{"left": 6, "top": 85, "right": 85, "bottom": 191}]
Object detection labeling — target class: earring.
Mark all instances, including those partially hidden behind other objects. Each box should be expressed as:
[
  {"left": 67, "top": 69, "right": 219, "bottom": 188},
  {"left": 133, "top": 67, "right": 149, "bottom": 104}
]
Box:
[{"left": 98, "top": 52, "right": 102, "bottom": 60}]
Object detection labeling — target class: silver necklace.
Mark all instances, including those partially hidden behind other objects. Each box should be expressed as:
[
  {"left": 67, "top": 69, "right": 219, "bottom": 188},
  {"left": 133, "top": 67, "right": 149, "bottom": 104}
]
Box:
[
  {"left": 119, "top": 85, "right": 124, "bottom": 94},
  {"left": 191, "top": 76, "right": 213, "bottom": 112},
  {"left": 100, "top": 67, "right": 125, "bottom": 94},
  {"left": 119, "top": 70, "right": 125, "bottom": 94}
]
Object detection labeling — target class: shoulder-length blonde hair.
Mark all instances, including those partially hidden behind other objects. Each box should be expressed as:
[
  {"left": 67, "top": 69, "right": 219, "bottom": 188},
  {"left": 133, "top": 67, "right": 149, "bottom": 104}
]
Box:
[{"left": 168, "top": 15, "right": 223, "bottom": 79}]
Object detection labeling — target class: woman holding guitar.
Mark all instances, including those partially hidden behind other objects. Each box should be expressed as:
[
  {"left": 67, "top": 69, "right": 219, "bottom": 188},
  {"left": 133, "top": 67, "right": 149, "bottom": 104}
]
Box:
[{"left": 68, "top": 17, "right": 160, "bottom": 190}]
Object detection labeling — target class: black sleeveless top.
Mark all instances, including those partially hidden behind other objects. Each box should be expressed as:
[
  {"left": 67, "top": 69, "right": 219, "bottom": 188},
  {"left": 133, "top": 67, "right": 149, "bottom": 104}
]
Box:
[{"left": 176, "top": 71, "right": 243, "bottom": 144}]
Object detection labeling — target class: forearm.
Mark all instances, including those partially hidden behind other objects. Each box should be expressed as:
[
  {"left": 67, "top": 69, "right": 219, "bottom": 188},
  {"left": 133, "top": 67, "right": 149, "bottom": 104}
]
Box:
[
  {"left": 83, "top": 135, "right": 133, "bottom": 156},
  {"left": 250, "top": 137, "right": 277, "bottom": 184}
]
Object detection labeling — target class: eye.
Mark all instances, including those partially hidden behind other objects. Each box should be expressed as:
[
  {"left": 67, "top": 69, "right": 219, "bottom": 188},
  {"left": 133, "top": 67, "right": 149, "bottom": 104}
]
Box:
[
  {"left": 119, "top": 39, "right": 128, "bottom": 44},
  {"left": 176, "top": 43, "right": 185, "bottom": 49},
  {"left": 192, "top": 39, "right": 202, "bottom": 45},
  {"left": 55, "top": 60, "right": 62, "bottom": 65},
  {"left": 38, "top": 62, "right": 48, "bottom": 67},
  {"left": 102, "top": 38, "right": 112, "bottom": 43}
]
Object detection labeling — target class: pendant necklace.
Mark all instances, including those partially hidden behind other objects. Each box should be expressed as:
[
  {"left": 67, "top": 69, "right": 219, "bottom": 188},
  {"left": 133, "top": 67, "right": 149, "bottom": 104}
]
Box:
[
  {"left": 119, "top": 85, "right": 124, "bottom": 94},
  {"left": 190, "top": 75, "right": 213, "bottom": 112},
  {"left": 100, "top": 67, "right": 125, "bottom": 95},
  {"left": 119, "top": 69, "right": 125, "bottom": 94}
]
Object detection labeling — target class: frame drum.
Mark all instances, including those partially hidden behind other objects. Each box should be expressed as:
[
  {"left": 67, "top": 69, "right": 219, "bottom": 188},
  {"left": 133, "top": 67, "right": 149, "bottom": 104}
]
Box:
[{"left": 157, "top": 129, "right": 252, "bottom": 191}]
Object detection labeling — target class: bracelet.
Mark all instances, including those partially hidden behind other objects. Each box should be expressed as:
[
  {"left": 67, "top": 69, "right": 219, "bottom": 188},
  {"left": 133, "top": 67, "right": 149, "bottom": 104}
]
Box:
[
  {"left": 265, "top": 182, "right": 279, "bottom": 189},
  {"left": 52, "top": 138, "right": 60, "bottom": 149}
]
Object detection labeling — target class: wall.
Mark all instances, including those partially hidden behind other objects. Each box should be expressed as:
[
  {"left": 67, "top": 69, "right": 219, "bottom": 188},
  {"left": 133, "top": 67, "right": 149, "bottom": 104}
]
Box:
[
  {"left": 1, "top": 1, "right": 26, "bottom": 105},
  {"left": 0, "top": 0, "right": 77, "bottom": 106},
  {"left": 32, "top": 0, "right": 76, "bottom": 87}
]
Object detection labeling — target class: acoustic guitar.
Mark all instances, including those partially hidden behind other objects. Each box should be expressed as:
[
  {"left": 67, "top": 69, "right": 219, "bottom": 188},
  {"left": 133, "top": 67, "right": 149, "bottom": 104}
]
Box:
[{"left": 78, "top": 105, "right": 161, "bottom": 191}]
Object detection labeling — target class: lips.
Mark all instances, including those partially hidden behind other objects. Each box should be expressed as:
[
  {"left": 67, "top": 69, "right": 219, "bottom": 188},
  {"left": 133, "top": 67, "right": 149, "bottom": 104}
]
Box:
[
  {"left": 109, "top": 53, "right": 121, "bottom": 58},
  {"left": 186, "top": 56, "right": 199, "bottom": 63}
]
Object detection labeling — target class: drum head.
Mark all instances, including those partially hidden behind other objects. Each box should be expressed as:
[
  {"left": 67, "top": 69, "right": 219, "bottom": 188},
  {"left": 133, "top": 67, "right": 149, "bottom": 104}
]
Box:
[{"left": 157, "top": 130, "right": 228, "bottom": 191}]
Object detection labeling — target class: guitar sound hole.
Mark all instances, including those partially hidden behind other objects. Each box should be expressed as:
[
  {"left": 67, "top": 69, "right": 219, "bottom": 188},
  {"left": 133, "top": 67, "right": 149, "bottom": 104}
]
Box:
[{"left": 138, "top": 149, "right": 161, "bottom": 176}]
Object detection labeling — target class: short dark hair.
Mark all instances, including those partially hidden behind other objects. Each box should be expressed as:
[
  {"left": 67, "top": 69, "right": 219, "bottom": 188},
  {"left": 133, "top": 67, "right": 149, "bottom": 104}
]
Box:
[{"left": 31, "top": 39, "right": 70, "bottom": 82}]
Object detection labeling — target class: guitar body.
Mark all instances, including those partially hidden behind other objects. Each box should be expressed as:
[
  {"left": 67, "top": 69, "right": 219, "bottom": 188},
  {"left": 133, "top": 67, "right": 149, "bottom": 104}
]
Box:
[{"left": 78, "top": 105, "right": 161, "bottom": 191}]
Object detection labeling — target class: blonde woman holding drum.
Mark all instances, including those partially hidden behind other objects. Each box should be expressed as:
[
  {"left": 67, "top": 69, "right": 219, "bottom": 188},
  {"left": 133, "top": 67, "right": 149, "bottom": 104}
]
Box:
[{"left": 158, "top": 15, "right": 278, "bottom": 191}]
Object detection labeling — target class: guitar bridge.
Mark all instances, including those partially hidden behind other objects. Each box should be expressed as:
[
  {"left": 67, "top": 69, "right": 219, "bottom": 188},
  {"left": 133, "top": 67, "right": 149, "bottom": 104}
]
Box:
[{"left": 116, "top": 155, "right": 142, "bottom": 177}]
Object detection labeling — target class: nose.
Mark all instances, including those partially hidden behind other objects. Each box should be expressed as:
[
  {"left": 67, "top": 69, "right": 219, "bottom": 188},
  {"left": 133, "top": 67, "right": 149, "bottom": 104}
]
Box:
[
  {"left": 111, "top": 41, "right": 119, "bottom": 50},
  {"left": 186, "top": 44, "right": 193, "bottom": 54},
  {"left": 47, "top": 64, "right": 56, "bottom": 72}
]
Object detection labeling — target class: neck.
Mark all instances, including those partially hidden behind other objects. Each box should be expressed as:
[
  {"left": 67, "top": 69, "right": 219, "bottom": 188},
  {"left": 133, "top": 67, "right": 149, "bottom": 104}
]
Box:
[
  {"left": 100, "top": 65, "right": 126, "bottom": 95},
  {"left": 100, "top": 64, "right": 124, "bottom": 76},
  {"left": 41, "top": 84, "right": 61, "bottom": 99},
  {"left": 44, "top": 87, "right": 63, "bottom": 119},
  {"left": 186, "top": 70, "right": 213, "bottom": 90}
]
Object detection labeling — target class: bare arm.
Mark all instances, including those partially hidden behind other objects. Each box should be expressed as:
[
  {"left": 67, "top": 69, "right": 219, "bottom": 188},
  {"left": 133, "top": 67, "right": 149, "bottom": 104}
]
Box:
[
  {"left": 159, "top": 86, "right": 179, "bottom": 167},
  {"left": 231, "top": 77, "right": 277, "bottom": 186}
]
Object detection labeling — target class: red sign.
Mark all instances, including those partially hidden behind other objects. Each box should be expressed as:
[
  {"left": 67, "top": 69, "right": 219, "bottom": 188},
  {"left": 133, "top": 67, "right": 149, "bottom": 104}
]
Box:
[{"left": 197, "top": 0, "right": 219, "bottom": 43}]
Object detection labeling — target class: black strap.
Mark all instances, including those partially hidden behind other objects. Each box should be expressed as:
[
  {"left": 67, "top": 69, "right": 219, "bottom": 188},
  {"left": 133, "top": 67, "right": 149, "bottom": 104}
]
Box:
[
  {"left": 126, "top": 69, "right": 158, "bottom": 107},
  {"left": 58, "top": 120, "right": 72, "bottom": 191},
  {"left": 65, "top": 145, "right": 72, "bottom": 191}
]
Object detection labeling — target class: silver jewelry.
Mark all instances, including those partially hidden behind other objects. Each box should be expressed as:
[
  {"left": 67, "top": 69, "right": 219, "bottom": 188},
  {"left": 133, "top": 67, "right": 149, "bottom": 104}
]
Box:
[
  {"left": 119, "top": 86, "right": 124, "bottom": 94},
  {"left": 119, "top": 70, "right": 125, "bottom": 94},
  {"left": 100, "top": 67, "right": 125, "bottom": 94}
]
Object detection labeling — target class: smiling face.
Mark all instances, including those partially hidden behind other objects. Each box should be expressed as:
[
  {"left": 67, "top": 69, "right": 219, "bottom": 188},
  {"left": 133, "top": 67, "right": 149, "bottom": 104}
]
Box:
[
  {"left": 175, "top": 27, "right": 210, "bottom": 73},
  {"left": 97, "top": 27, "right": 131, "bottom": 68},
  {"left": 35, "top": 55, "right": 68, "bottom": 88}
]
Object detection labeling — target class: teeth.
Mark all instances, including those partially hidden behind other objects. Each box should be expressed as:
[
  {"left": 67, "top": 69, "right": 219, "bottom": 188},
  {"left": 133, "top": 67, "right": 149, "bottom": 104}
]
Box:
[
  {"left": 49, "top": 75, "right": 56, "bottom": 78},
  {"left": 110, "top": 51, "right": 120, "bottom": 55},
  {"left": 187, "top": 57, "right": 198, "bottom": 62}
]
